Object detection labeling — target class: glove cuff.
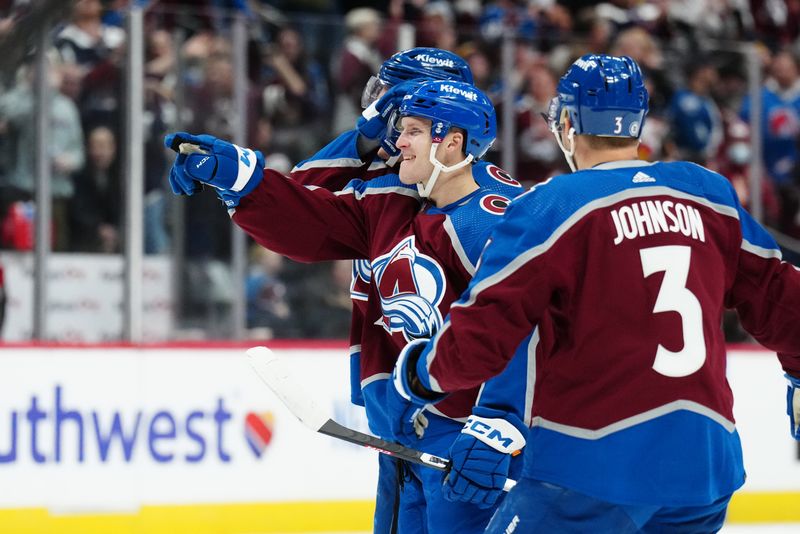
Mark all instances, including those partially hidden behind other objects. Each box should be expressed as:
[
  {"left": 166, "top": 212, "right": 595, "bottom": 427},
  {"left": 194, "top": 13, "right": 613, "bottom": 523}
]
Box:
[
  {"left": 229, "top": 145, "right": 264, "bottom": 193},
  {"left": 461, "top": 409, "right": 527, "bottom": 454},
  {"left": 393, "top": 339, "right": 447, "bottom": 406},
  {"left": 361, "top": 100, "right": 381, "bottom": 121}
]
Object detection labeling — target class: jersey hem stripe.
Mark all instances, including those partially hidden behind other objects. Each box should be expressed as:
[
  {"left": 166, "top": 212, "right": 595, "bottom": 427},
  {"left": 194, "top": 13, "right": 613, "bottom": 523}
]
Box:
[{"left": 531, "top": 399, "right": 736, "bottom": 439}]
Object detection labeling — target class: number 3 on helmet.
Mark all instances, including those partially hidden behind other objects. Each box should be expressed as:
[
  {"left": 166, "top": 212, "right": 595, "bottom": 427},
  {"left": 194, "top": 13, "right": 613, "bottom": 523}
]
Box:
[
  {"left": 545, "top": 54, "right": 649, "bottom": 171},
  {"left": 547, "top": 54, "right": 648, "bottom": 138}
]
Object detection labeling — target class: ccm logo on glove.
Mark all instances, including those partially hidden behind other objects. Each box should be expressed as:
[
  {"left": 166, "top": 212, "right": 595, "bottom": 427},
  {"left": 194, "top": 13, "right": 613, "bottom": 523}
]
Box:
[{"left": 462, "top": 415, "right": 526, "bottom": 454}]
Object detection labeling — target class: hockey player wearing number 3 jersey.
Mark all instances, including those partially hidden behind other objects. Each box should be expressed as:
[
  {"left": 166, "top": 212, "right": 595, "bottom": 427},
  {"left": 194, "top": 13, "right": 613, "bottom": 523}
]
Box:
[
  {"left": 164, "top": 79, "right": 529, "bottom": 533},
  {"left": 389, "top": 54, "right": 800, "bottom": 533}
]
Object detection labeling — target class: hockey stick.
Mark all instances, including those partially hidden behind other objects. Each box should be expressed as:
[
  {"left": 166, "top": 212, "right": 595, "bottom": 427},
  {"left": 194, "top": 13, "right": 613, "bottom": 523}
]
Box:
[{"left": 246, "top": 346, "right": 516, "bottom": 491}]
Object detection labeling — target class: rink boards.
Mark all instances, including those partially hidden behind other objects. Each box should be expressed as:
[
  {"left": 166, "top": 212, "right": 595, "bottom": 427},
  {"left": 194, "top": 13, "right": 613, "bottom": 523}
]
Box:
[{"left": 0, "top": 345, "right": 798, "bottom": 532}]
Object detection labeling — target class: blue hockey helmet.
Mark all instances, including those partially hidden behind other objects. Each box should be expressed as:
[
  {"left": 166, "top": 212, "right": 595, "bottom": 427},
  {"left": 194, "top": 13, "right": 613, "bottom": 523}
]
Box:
[
  {"left": 398, "top": 80, "right": 496, "bottom": 159},
  {"left": 361, "top": 47, "right": 473, "bottom": 108},
  {"left": 547, "top": 54, "right": 649, "bottom": 138},
  {"left": 396, "top": 80, "right": 496, "bottom": 197}
]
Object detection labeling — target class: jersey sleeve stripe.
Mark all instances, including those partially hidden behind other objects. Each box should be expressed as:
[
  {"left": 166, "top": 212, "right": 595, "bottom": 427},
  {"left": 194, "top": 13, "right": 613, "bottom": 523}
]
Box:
[
  {"left": 335, "top": 184, "right": 419, "bottom": 200},
  {"left": 424, "top": 322, "right": 451, "bottom": 393},
  {"left": 523, "top": 328, "right": 540, "bottom": 427},
  {"left": 367, "top": 161, "right": 389, "bottom": 172},
  {"left": 532, "top": 399, "right": 736, "bottom": 440},
  {"left": 442, "top": 216, "right": 476, "bottom": 276},
  {"left": 360, "top": 372, "right": 390, "bottom": 389},
  {"left": 292, "top": 157, "right": 365, "bottom": 172},
  {"left": 742, "top": 239, "right": 782, "bottom": 260}
]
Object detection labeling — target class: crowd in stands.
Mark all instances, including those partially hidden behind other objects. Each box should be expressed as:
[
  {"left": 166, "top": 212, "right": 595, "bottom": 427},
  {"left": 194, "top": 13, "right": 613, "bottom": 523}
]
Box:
[{"left": 1, "top": 0, "right": 799, "bottom": 339}]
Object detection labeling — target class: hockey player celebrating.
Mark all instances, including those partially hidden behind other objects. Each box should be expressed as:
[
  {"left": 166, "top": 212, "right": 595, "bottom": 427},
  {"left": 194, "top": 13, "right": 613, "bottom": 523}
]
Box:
[
  {"left": 284, "top": 47, "right": 523, "bottom": 532},
  {"left": 165, "top": 79, "right": 529, "bottom": 532},
  {"left": 387, "top": 54, "right": 800, "bottom": 533}
]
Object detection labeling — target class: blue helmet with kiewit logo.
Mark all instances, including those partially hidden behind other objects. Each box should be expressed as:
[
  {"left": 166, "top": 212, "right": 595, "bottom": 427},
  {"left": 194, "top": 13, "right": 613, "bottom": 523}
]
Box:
[
  {"left": 547, "top": 54, "right": 649, "bottom": 138},
  {"left": 398, "top": 80, "right": 496, "bottom": 159},
  {"left": 362, "top": 47, "right": 473, "bottom": 108},
  {"left": 381, "top": 47, "right": 473, "bottom": 86}
]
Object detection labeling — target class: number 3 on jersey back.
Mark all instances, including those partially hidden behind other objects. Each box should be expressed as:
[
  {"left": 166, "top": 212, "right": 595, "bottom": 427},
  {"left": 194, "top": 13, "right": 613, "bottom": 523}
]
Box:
[{"left": 640, "top": 245, "right": 706, "bottom": 378}]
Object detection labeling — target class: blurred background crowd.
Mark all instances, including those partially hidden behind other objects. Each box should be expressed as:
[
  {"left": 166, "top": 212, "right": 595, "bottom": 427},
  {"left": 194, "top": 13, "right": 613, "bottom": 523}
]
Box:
[{"left": 1, "top": 0, "right": 799, "bottom": 342}]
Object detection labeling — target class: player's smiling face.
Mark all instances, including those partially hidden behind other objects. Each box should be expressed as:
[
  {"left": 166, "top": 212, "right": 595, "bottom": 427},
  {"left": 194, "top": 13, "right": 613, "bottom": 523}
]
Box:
[{"left": 396, "top": 116, "right": 435, "bottom": 186}]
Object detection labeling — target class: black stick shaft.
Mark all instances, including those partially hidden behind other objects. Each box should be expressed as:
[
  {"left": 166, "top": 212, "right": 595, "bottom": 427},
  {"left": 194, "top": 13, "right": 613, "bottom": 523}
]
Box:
[{"left": 319, "top": 420, "right": 450, "bottom": 471}]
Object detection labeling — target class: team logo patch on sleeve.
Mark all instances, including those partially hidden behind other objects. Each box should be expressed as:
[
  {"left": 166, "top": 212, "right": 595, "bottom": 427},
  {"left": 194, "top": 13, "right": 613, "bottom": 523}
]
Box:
[
  {"left": 486, "top": 164, "right": 521, "bottom": 187},
  {"left": 480, "top": 194, "right": 510, "bottom": 215}
]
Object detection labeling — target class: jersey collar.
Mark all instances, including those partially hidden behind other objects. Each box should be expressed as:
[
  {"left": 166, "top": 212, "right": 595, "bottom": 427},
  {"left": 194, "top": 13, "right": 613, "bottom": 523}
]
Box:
[
  {"left": 426, "top": 188, "right": 483, "bottom": 214},
  {"left": 591, "top": 160, "right": 657, "bottom": 171}
]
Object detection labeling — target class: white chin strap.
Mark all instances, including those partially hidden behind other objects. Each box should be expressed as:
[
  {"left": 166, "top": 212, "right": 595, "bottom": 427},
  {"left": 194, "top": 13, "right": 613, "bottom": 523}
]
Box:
[
  {"left": 552, "top": 126, "right": 577, "bottom": 172},
  {"left": 417, "top": 143, "right": 474, "bottom": 198}
]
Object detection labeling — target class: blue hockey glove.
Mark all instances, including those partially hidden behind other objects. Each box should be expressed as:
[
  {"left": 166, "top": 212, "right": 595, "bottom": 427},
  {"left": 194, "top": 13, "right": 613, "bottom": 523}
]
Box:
[
  {"left": 443, "top": 407, "right": 527, "bottom": 509},
  {"left": 786, "top": 373, "right": 800, "bottom": 440},
  {"left": 356, "top": 81, "right": 415, "bottom": 141},
  {"left": 380, "top": 133, "right": 402, "bottom": 160},
  {"left": 164, "top": 132, "right": 265, "bottom": 207},
  {"left": 386, "top": 338, "right": 446, "bottom": 445}
]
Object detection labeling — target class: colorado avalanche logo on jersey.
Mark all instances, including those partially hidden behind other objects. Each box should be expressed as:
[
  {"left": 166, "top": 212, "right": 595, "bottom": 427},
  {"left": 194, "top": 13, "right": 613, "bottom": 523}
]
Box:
[
  {"left": 372, "top": 237, "right": 446, "bottom": 341},
  {"left": 350, "top": 259, "right": 372, "bottom": 301}
]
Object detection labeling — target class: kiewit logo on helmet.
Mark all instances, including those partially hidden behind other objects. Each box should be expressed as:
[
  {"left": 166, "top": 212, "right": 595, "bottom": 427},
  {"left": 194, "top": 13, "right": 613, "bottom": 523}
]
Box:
[
  {"left": 416, "top": 54, "right": 455, "bottom": 68},
  {"left": 440, "top": 84, "right": 477, "bottom": 101},
  {"left": 574, "top": 58, "right": 598, "bottom": 71}
]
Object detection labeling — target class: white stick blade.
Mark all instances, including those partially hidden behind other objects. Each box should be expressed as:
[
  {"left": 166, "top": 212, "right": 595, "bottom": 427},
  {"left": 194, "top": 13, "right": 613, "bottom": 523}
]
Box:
[{"left": 246, "top": 346, "right": 329, "bottom": 431}]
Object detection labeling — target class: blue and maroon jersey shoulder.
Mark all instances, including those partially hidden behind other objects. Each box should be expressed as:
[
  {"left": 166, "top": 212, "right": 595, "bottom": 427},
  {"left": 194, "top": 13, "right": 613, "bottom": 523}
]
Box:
[
  {"left": 472, "top": 161, "right": 525, "bottom": 199},
  {"left": 231, "top": 168, "right": 522, "bottom": 437},
  {"left": 419, "top": 159, "right": 800, "bottom": 506}
]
